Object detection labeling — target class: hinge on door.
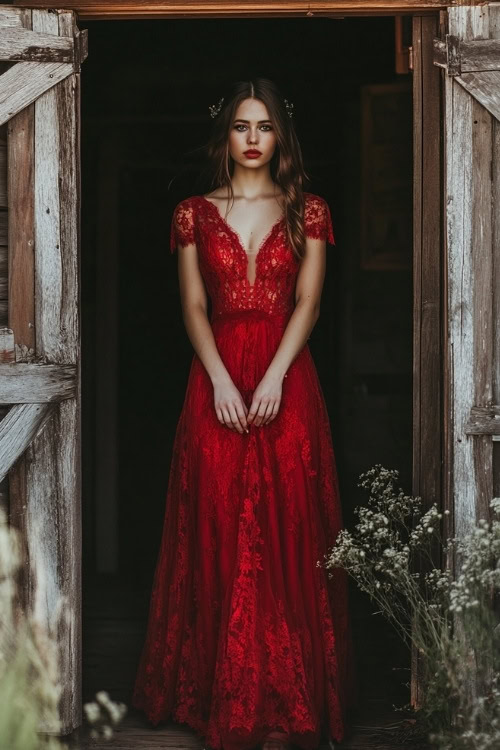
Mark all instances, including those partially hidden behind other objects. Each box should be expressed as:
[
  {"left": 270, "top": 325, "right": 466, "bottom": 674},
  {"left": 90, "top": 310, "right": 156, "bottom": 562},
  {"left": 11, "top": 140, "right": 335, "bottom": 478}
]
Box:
[{"left": 408, "top": 46, "right": 413, "bottom": 71}]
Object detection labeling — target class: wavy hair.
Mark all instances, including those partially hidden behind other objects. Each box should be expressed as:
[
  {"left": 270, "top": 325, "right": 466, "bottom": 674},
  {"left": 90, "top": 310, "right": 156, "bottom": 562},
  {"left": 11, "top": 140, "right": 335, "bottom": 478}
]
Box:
[{"left": 202, "top": 78, "right": 311, "bottom": 260}]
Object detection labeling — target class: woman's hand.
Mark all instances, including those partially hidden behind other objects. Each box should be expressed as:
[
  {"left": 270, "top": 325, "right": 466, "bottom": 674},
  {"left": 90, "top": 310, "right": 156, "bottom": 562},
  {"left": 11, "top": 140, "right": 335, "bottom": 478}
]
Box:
[
  {"left": 247, "top": 373, "right": 284, "bottom": 427},
  {"left": 213, "top": 379, "right": 249, "bottom": 434}
]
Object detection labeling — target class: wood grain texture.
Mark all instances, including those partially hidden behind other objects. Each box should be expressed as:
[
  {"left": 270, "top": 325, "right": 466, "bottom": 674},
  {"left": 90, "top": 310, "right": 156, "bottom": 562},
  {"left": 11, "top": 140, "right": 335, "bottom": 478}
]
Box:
[
  {"left": 0, "top": 402, "right": 53, "bottom": 482},
  {"left": 411, "top": 13, "right": 443, "bottom": 714},
  {"left": 434, "top": 36, "right": 500, "bottom": 74},
  {"left": 0, "top": 6, "right": 26, "bottom": 26},
  {"left": 2, "top": 6, "right": 83, "bottom": 736},
  {"left": 0, "top": 61, "right": 74, "bottom": 127},
  {"left": 7, "top": 84, "right": 36, "bottom": 358},
  {"left": 0, "top": 135, "right": 6, "bottom": 207},
  {"left": 0, "top": 209, "right": 7, "bottom": 243},
  {"left": 0, "top": 363, "right": 76, "bottom": 402},
  {"left": 445, "top": 3, "right": 499, "bottom": 543},
  {"left": 12, "top": 0, "right": 450, "bottom": 21},
  {"left": 465, "top": 405, "right": 500, "bottom": 435},
  {"left": 0, "top": 26, "right": 75, "bottom": 62},
  {"left": 455, "top": 70, "right": 500, "bottom": 121},
  {"left": 0, "top": 326, "right": 14, "bottom": 362}
]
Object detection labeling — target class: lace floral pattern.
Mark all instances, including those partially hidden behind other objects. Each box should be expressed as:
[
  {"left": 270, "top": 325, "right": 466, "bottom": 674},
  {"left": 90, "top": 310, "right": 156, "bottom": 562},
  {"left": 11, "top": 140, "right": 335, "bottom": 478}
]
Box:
[
  {"left": 132, "top": 192, "right": 357, "bottom": 750},
  {"left": 169, "top": 193, "right": 335, "bottom": 319}
]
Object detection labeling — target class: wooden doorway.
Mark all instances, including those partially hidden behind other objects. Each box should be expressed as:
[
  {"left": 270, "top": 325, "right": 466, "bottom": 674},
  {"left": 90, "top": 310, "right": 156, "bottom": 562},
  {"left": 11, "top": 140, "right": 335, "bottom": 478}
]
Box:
[
  {"left": 1, "top": 1, "right": 446, "bottom": 744},
  {"left": 76, "top": 12, "right": 442, "bottom": 746}
]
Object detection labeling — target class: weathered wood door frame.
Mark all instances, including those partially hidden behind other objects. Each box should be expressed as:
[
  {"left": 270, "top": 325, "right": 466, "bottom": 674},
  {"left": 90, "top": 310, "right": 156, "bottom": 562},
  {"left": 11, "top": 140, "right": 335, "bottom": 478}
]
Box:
[
  {"left": 0, "top": 5, "right": 87, "bottom": 734},
  {"left": 411, "top": 11, "right": 445, "bottom": 709},
  {"left": 2, "top": 1, "right": 446, "bottom": 734},
  {"left": 433, "top": 7, "right": 500, "bottom": 540}
]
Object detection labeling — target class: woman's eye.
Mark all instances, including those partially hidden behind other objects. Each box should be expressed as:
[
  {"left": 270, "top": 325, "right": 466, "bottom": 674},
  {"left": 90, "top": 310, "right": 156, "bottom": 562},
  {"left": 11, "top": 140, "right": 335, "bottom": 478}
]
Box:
[{"left": 234, "top": 124, "right": 273, "bottom": 132}]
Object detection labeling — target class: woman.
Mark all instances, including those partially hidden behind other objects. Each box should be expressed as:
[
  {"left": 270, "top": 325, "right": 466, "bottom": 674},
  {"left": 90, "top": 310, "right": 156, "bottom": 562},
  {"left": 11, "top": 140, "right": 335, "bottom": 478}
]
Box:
[{"left": 132, "top": 78, "right": 357, "bottom": 750}]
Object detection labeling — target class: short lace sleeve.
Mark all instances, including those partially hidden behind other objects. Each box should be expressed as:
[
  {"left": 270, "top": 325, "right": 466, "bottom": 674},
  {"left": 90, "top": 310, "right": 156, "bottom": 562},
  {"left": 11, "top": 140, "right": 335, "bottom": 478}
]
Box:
[
  {"left": 170, "top": 198, "right": 196, "bottom": 252},
  {"left": 304, "top": 194, "right": 335, "bottom": 245}
]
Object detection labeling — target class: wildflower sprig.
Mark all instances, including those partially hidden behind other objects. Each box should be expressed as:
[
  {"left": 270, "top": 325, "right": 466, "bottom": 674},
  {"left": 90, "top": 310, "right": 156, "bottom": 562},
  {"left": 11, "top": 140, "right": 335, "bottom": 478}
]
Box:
[
  {"left": 320, "top": 465, "right": 500, "bottom": 750},
  {"left": 84, "top": 690, "right": 127, "bottom": 740}
]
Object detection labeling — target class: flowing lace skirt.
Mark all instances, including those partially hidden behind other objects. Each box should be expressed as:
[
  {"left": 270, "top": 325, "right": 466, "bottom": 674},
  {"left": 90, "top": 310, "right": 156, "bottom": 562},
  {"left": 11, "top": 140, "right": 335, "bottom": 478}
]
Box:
[{"left": 132, "top": 309, "right": 357, "bottom": 750}]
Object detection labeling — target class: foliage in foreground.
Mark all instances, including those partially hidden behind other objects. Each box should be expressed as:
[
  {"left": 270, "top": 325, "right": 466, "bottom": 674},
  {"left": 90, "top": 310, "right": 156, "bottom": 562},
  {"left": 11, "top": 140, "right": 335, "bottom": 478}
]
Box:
[
  {"left": 321, "top": 464, "right": 500, "bottom": 750},
  {"left": 0, "top": 508, "right": 126, "bottom": 749}
]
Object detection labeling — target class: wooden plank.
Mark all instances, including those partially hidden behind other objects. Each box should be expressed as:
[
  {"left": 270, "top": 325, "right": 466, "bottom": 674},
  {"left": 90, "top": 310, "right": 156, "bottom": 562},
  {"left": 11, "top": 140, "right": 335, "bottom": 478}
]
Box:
[
  {"left": 12, "top": 0, "right": 450, "bottom": 21},
  {"left": 455, "top": 70, "right": 500, "bottom": 122},
  {"left": 471, "top": 87, "right": 494, "bottom": 522},
  {"left": 34, "top": 35, "right": 78, "bottom": 363},
  {"left": 7, "top": 7, "right": 82, "bottom": 735},
  {"left": 434, "top": 36, "right": 500, "bottom": 74},
  {"left": 411, "top": 12, "right": 444, "bottom": 713},
  {"left": 0, "top": 210, "right": 7, "bottom": 244},
  {"left": 0, "top": 61, "right": 74, "bottom": 126},
  {"left": 7, "top": 85, "right": 36, "bottom": 359},
  {"left": 0, "top": 326, "right": 14, "bottom": 362},
  {"left": 445, "top": 2, "right": 498, "bottom": 537},
  {"left": 493, "top": 83, "right": 500, "bottom": 458},
  {"left": 24, "top": 398, "right": 79, "bottom": 732},
  {"left": 0, "top": 136, "right": 6, "bottom": 206},
  {"left": 0, "top": 26, "right": 74, "bottom": 62},
  {"left": 0, "top": 402, "right": 53, "bottom": 482},
  {"left": 465, "top": 405, "right": 500, "bottom": 435},
  {"left": 0, "top": 363, "right": 77, "bottom": 402},
  {"left": 0, "top": 6, "right": 27, "bottom": 27}
]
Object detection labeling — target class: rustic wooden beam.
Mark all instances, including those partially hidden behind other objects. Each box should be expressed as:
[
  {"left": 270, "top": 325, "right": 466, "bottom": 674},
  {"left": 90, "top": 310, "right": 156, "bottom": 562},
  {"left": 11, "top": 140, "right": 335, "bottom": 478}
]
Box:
[
  {"left": 0, "top": 27, "right": 74, "bottom": 62},
  {"left": 12, "top": 0, "right": 449, "bottom": 21},
  {"left": 411, "top": 12, "right": 444, "bottom": 712},
  {"left": 26, "top": 8, "right": 82, "bottom": 734},
  {"left": 454, "top": 71, "right": 500, "bottom": 122},
  {"left": 434, "top": 35, "right": 500, "bottom": 75},
  {"left": 445, "top": 3, "right": 497, "bottom": 540},
  {"left": 7, "top": 68, "right": 36, "bottom": 359},
  {"left": 0, "top": 402, "right": 53, "bottom": 483},
  {"left": 0, "top": 6, "right": 27, "bottom": 27},
  {"left": 0, "top": 363, "right": 76, "bottom": 403},
  {"left": 0, "top": 61, "right": 74, "bottom": 126},
  {"left": 465, "top": 406, "right": 500, "bottom": 436}
]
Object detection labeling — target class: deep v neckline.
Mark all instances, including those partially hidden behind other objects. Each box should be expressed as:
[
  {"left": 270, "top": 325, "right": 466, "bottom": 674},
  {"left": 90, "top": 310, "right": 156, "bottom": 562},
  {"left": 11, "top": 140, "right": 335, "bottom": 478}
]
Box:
[{"left": 200, "top": 195, "right": 285, "bottom": 287}]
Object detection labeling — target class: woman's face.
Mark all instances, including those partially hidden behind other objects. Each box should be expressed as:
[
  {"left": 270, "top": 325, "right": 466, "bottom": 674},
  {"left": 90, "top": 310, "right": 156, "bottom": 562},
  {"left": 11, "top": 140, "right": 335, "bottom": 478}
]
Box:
[{"left": 228, "top": 97, "right": 277, "bottom": 169}]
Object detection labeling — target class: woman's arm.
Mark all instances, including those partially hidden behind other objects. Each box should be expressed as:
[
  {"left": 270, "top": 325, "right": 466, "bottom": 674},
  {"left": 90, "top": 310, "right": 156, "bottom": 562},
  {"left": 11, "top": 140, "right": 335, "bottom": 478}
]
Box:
[
  {"left": 177, "top": 242, "right": 249, "bottom": 434},
  {"left": 247, "top": 235, "right": 327, "bottom": 427}
]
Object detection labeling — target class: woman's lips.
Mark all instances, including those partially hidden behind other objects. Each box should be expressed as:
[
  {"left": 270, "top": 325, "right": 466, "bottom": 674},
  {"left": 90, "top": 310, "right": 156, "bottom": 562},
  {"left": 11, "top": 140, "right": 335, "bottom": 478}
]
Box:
[{"left": 244, "top": 150, "right": 262, "bottom": 158}]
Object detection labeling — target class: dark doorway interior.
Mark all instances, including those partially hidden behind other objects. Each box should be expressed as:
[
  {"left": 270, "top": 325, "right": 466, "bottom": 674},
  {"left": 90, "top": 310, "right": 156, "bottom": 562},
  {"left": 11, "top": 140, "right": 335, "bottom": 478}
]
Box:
[{"left": 80, "top": 14, "right": 414, "bottom": 738}]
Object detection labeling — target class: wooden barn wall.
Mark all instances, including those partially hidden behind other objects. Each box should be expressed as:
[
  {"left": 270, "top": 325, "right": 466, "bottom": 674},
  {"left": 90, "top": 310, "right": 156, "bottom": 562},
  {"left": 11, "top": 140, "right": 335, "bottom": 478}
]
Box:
[
  {"left": 444, "top": 5, "right": 500, "bottom": 536},
  {"left": 0, "top": 112, "right": 8, "bottom": 516},
  {"left": 0, "top": 123, "right": 5, "bottom": 326}
]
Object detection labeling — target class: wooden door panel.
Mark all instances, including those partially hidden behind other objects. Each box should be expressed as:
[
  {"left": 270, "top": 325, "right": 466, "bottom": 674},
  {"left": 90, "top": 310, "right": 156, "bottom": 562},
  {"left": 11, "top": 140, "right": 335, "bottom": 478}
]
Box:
[
  {"left": 434, "top": 4, "right": 500, "bottom": 538},
  {"left": 0, "top": 5, "right": 86, "bottom": 734}
]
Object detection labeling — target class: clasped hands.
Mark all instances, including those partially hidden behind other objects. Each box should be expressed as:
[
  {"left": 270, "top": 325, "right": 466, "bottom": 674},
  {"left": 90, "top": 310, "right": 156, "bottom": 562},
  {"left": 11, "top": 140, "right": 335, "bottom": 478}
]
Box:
[{"left": 213, "top": 372, "right": 286, "bottom": 433}]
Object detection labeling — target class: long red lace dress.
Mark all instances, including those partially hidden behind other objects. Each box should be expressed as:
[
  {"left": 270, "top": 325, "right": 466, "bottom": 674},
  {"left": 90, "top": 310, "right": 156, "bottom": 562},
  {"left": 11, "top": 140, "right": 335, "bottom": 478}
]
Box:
[{"left": 132, "top": 192, "right": 357, "bottom": 750}]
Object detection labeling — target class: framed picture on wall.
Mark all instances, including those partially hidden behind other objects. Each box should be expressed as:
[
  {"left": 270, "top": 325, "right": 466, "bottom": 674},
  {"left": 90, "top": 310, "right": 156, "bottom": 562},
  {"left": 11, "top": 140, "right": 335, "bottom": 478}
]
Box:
[{"left": 360, "top": 82, "right": 413, "bottom": 270}]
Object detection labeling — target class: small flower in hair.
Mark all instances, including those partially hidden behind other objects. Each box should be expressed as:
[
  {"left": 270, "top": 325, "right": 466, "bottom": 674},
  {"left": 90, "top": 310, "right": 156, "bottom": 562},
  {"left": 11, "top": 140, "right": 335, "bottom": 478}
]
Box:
[
  {"left": 209, "top": 97, "right": 225, "bottom": 119},
  {"left": 283, "top": 98, "right": 294, "bottom": 118}
]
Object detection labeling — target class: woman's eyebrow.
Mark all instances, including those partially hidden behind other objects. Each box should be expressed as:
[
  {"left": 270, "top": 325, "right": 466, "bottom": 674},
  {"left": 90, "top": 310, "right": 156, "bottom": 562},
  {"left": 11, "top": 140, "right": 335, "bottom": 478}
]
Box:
[{"left": 233, "top": 118, "right": 272, "bottom": 123}]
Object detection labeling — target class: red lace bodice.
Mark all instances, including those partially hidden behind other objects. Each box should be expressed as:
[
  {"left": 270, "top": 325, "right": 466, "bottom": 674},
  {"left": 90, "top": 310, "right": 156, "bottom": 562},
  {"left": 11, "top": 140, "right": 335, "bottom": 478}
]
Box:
[{"left": 169, "top": 193, "right": 335, "bottom": 319}]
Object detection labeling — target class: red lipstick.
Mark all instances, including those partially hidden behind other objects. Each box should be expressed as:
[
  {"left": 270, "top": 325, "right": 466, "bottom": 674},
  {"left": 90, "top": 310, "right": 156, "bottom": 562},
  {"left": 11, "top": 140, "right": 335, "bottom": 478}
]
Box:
[{"left": 243, "top": 150, "right": 262, "bottom": 158}]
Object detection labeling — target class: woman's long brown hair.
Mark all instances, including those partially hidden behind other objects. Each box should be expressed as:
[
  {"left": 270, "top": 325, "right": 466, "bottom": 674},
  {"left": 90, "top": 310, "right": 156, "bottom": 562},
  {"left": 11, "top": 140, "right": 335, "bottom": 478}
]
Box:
[{"left": 203, "top": 79, "right": 311, "bottom": 261}]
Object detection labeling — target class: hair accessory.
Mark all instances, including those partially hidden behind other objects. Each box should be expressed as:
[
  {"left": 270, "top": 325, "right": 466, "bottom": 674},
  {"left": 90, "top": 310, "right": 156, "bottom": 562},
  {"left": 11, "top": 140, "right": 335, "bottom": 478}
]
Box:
[
  {"left": 209, "top": 97, "right": 225, "bottom": 119},
  {"left": 283, "top": 98, "right": 294, "bottom": 118}
]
